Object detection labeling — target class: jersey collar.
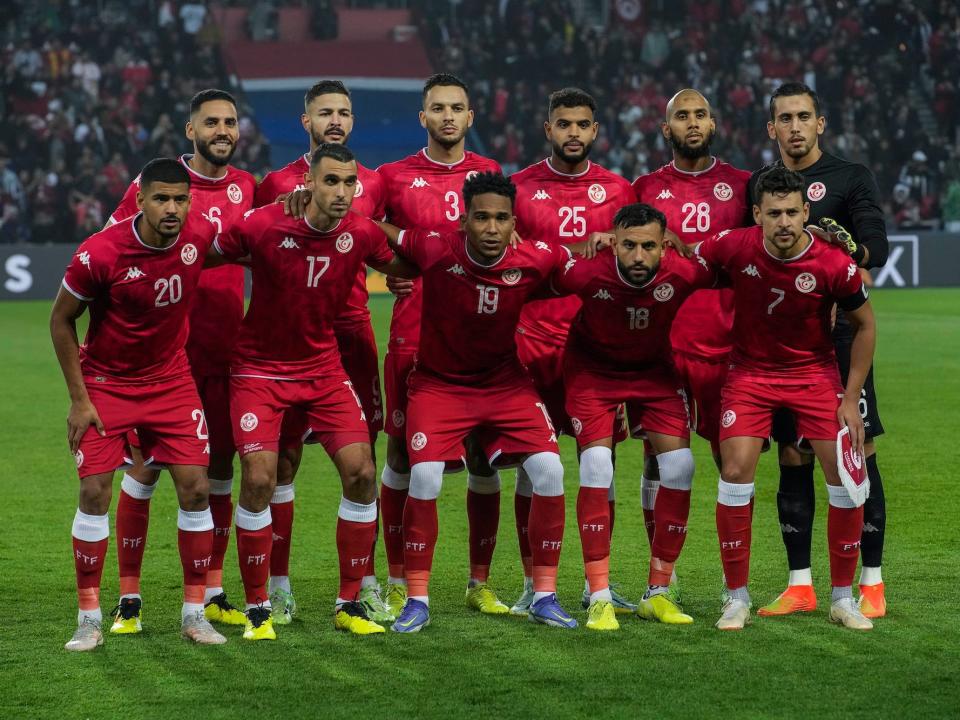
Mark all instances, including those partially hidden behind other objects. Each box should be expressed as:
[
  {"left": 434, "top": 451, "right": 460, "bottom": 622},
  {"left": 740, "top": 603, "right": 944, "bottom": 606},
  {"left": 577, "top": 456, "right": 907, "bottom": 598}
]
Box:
[
  {"left": 545, "top": 158, "right": 592, "bottom": 178},
  {"left": 180, "top": 154, "right": 230, "bottom": 183},
  {"left": 669, "top": 157, "right": 717, "bottom": 176},
  {"left": 131, "top": 212, "right": 179, "bottom": 251},
  {"left": 763, "top": 229, "right": 816, "bottom": 263},
  {"left": 613, "top": 253, "right": 658, "bottom": 289},
  {"left": 420, "top": 148, "right": 466, "bottom": 169},
  {"left": 464, "top": 234, "right": 506, "bottom": 269},
  {"left": 303, "top": 215, "right": 343, "bottom": 235}
]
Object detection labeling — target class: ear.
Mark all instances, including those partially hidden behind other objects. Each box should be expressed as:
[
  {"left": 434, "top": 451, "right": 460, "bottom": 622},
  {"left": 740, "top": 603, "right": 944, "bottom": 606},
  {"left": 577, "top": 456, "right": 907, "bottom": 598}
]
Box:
[
  {"left": 418, "top": 110, "right": 427, "bottom": 130},
  {"left": 752, "top": 203, "right": 761, "bottom": 224},
  {"left": 301, "top": 113, "right": 310, "bottom": 135},
  {"left": 466, "top": 108, "right": 475, "bottom": 128},
  {"left": 802, "top": 201, "right": 810, "bottom": 223},
  {"left": 661, "top": 121, "right": 671, "bottom": 141},
  {"left": 459, "top": 212, "right": 467, "bottom": 231},
  {"left": 816, "top": 115, "right": 826, "bottom": 136},
  {"left": 766, "top": 121, "right": 776, "bottom": 140},
  {"left": 543, "top": 120, "right": 551, "bottom": 140},
  {"left": 185, "top": 120, "right": 195, "bottom": 142},
  {"left": 135, "top": 190, "right": 145, "bottom": 211}
]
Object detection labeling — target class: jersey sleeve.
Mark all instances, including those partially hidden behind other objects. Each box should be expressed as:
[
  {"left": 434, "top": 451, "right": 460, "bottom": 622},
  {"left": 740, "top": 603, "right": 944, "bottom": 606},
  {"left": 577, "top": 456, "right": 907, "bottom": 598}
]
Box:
[
  {"left": 364, "top": 224, "right": 395, "bottom": 267},
  {"left": 688, "top": 252, "right": 720, "bottom": 290},
  {"left": 846, "top": 166, "right": 889, "bottom": 269},
  {"left": 62, "top": 239, "right": 107, "bottom": 301},
  {"left": 392, "top": 228, "right": 445, "bottom": 270},
  {"left": 829, "top": 255, "right": 868, "bottom": 311},
  {"left": 253, "top": 173, "right": 281, "bottom": 208},
  {"left": 109, "top": 178, "right": 141, "bottom": 223},
  {"left": 549, "top": 247, "right": 590, "bottom": 296},
  {"left": 695, "top": 229, "right": 736, "bottom": 271},
  {"left": 214, "top": 210, "right": 254, "bottom": 260}
]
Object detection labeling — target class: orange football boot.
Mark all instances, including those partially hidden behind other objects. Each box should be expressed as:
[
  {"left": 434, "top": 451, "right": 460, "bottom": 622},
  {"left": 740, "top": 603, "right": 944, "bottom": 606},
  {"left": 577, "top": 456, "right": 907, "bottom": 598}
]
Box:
[
  {"left": 858, "top": 583, "right": 886, "bottom": 618},
  {"left": 757, "top": 584, "right": 817, "bottom": 616}
]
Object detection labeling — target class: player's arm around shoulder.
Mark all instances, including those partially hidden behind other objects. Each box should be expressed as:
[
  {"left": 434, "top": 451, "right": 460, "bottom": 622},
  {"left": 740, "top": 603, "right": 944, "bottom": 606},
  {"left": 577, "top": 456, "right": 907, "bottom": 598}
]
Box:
[
  {"left": 694, "top": 227, "right": 740, "bottom": 272},
  {"left": 365, "top": 219, "right": 419, "bottom": 279},
  {"left": 547, "top": 244, "right": 591, "bottom": 297},
  {"left": 837, "top": 282, "right": 875, "bottom": 454},
  {"left": 206, "top": 205, "right": 262, "bottom": 267}
]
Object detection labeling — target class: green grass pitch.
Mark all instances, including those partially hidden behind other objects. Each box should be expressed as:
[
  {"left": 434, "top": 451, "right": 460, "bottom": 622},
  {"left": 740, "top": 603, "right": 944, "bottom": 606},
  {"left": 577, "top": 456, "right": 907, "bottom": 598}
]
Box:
[{"left": 2, "top": 290, "right": 958, "bottom": 719}]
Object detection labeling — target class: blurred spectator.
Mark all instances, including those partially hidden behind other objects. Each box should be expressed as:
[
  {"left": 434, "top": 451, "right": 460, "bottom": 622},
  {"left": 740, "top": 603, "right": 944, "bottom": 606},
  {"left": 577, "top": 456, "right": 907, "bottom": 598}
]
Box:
[
  {"left": 180, "top": 2, "right": 208, "bottom": 35},
  {"left": 248, "top": 1, "right": 279, "bottom": 42}
]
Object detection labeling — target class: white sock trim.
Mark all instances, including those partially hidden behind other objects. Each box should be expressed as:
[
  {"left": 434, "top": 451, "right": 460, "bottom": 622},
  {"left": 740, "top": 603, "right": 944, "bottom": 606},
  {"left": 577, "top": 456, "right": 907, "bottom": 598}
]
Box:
[
  {"left": 827, "top": 483, "right": 857, "bottom": 509},
  {"left": 409, "top": 461, "right": 444, "bottom": 500},
  {"left": 579, "top": 446, "right": 613, "bottom": 489},
  {"left": 641, "top": 475, "right": 660, "bottom": 511},
  {"left": 338, "top": 496, "right": 377, "bottom": 523},
  {"left": 177, "top": 507, "right": 214, "bottom": 532},
  {"left": 467, "top": 472, "right": 501, "bottom": 494},
  {"left": 121, "top": 473, "right": 157, "bottom": 500},
  {"left": 208, "top": 477, "right": 233, "bottom": 496},
  {"left": 717, "top": 479, "right": 754, "bottom": 507},
  {"left": 788, "top": 568, "right": 813, "bottom": 586},
  {"left": 522, "top": 452, "right": 564, "bottom": 497},
  {"left": 859, "top": 566, "right": 883, "bottom": 585},
  {"left": 72, "top": 509, "right": 109, "bottom": 542},
  {"left": 271, "top": 482, "right": 295, "bottom": 504},
  {"left": 235, "top": 505, "right": 271, "bottom": 531},
  {"left": 381, "top": 465, "right": 410, "bottom": 491},
  {"left": 657, "top": 448, "right": 695, "bottom": 491}
]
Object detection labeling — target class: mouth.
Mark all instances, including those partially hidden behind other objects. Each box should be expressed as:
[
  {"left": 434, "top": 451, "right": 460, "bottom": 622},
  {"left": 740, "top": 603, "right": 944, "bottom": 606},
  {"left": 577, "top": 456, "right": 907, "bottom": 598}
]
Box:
[
  {"left": 563, "top": 142, "right": 583, "bottom": 153},
  {"left": 441, "top": 125, "right": 459, "bottom": 136},
  {"left": 789, "top": 137, "right": 805, "bottom": 146},
  {"left": 325, "top": 129, "right": 344, "bottom": 139},
  {"left": 330, "top": 202, "right": 348, "bottom": 211},
  {"left": 211, "top": 139, "right": 233, "bottom": 151},
  {"left": 685, "top": 133, "right": 703, "bottom": 142},
  {"left": 161, "top": 218, "right": 179, "bottom": 227}
]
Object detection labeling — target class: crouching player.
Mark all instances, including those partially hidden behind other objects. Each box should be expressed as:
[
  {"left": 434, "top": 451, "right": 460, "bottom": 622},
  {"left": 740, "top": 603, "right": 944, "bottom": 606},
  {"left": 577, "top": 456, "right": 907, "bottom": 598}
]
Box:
[
  {"left": 379, "top": 172, "right": 578, "bottom": 633},
  {"left": 697, "top": 166, "right": 876, "bottom": 631},
  {"left": 52, "top": 158, "right": 226, "bottom": 650},
  {"left": 553, "top": 203, "right": 715, "bottom": 630}
]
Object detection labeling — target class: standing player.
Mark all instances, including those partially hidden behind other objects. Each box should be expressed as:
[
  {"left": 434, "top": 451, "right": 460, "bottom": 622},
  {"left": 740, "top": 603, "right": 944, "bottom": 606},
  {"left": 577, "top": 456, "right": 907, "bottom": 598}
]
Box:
[
  {"left": 749, "top": 83, "right": 890, "bottom": 618},
  {"left": 554, "top": 203, "right": 715, "bottom": 630},
  {"left": 699, "top": 166, "right": 876, "bottom": 631},
  {"left": 632, "top": 89, "right": 750, "bottom": 600},
  {"left": 382, "top": 172, "right": 576, "bottom": 633},
  {"left": 376, "top": 73, "right": 504, "bottom": 617},
  {"left": 509, "top": 88, "right": 636, "bottom": 615},
  {"left": 106, "top": 90, "right": 256, "bottom": 630},
  {"left": 213, "top": 144, "right": 414, "bottom": 640},
  {"left": 52, "top": 159, "right": 226, "bottom": 650},
  {"left": 253, "top": 80, "right": 388, "bottom": 624}
]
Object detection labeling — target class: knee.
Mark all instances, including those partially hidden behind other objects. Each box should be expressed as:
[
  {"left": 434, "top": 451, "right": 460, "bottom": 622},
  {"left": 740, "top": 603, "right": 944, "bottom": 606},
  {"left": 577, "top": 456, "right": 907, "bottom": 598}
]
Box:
[
  {"left": 276, "top": 446, "right": 302, "bottom": 485},
  {"left": 241, "top": 456, "right": 277, "bottom": 507},
  {"left": 720, "top": 460, "right": 750, "bottom": 486},
  {"left": 522, "top": 452, "right": 564, "bottom": 497},
  {"left": 658, "top": 448, "right": 694, "bottom": 491},
  {"left": 79, "top": 475, "right": 113, "bottom": 515},
  {"left": 409, "top": 461, "right": 444, "bottom": 500},
  {"left": 579, "top": 446, "right": 613, "bottom": 489},
  {"left": 179, "top": 476, "right": 209, "bottom": 511},
  {"left": 467, "top": 472, "right": 501, "bottom": 494},
  {"left": 342, "top": 458, "right": 377, "bottom": 502}
]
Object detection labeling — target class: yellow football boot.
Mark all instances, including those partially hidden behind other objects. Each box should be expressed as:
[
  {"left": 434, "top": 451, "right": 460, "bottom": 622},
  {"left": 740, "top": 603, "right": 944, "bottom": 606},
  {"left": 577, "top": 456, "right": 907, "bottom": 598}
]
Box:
[
  {"left": 585, "top": 600, "right": 620, "bottom": 631},
  {"left": 465, "top": 583, "right": 510, "bottom": 615}
]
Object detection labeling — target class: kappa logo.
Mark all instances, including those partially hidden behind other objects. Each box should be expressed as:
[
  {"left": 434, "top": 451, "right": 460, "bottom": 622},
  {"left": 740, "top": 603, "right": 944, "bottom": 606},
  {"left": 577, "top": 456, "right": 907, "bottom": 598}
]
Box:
[
  {"left": 125, "top": 267, "right": 145, "bottom": 281},
  {"left": 656, "top": 189, "right": 675, "bottom": 200},
  {"left": 78, "top": 251, "right": 91, "bottom": 267},
  {"left": 721, "top": 409, "right": 737, "bottom": 428},
  {"left": 714, "top": 182, "right": 733, "bottom": 201},
  {"left": 75, "top": 450, "right": 84, "bottom": 467},
  {"left": 465, "top": 170, "right": 479, "bottom": 181},
  {"left": 410, "top": 177, "right": 429, "bottom": 189},
  {"left": 411, "top": 432, "right": 428, "bottom": 451},
  {"left": 593, "top": 288, "right": 613, "bottom": 301},
  {"left": 227, "top": 183, "right": 243, "bottom": 204},
  {"left": 278, "top": 237, "right": 300, "bottom": 249},
  {"left": 336, "top": 232, "right": 354, "bottom": 253},
  {"left": 742, "top": 264, "right": 762, "bottom": 278},
  {"left": 780, "top": 523, "right": 801, "bottom": 533},
  {"left": 847, "top": 263, "right": 857, "bottom": 280},
  {"left": 502, "top": 268, "right": 522, "bottom": 285},
  {"left": 239, "top": 412, "right": 259, "bottom": 432},
  {"left": 392, "top": 409, "right": 405, "bottom": 428},
  {"left": 355, "top": 178, "right": 364, "bottom": 197},
  {"left": 428, "top": 231, "right": 441, "bottom": 237},
  {"left": 807, "top": 181, "right": 827, "bottom": 202},
  {"left": 535, "top": 241, "right": 551, "bottom": 252},
  {"left": 588, "top": 183, "right": 607, "bottom": 203},
  {"left": 795, "top": 272, "right": 817, "bottom": 293},
  {"left": 447, "top": 263, "right": 466, "bottom": 275},
  {"left": 571, "top": 417, "right": 583, "bottom": 435},
  {"left": 181, "top": 243, "right": 198, "bottom": 265},
  {"left": 532, "top": 189, "right": 552, "bottom": 200},
  {"left": 653, "top": 283, "right": 675, "bottom": 302},
  {"left": 564, "top": 256, "right": 576, "bottom": 273}
]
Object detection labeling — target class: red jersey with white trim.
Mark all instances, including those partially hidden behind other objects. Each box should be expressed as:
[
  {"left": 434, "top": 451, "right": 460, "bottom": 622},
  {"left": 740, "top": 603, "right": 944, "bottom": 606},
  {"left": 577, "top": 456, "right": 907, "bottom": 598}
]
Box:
[
  {"left": 696, "top": 226, "right": 866, "bottom": 382},
  {"left": 254, "top": 154, "right": 384, "bottom": 326},
  {"left": 513, "top": 159, "right": 635, "bottom": 349},
  {"left": 377, "top": 149, "right": 502, "bottom": 354},
  {"left": 61, "top": 213, "right": 217, "bottom": 384},
  {"left": 393, "top": 228, "right": 569, "bottom": 385},
  {"left": 214, "top": 203, "right": 393, "bottom": 379},
  {"left": 110, "top": 155, "right": 256, "bottom": 376},
  {"left": 553, "top": 248, "right": 717, "bottom": 371},
  {"left": 634, "top": 159, "right": 750, "bottom": 360}
]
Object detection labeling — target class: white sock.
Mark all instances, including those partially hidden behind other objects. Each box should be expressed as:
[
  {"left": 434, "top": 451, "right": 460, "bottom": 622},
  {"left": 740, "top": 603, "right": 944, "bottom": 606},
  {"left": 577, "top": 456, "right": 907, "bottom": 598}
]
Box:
[
  {"left": 387, "top": 575, "right": 407, "bottom": 586},
  {"left": 246, "top": 601, "right": 271, "bottom": 611},
  {"left": 533, "top": 591, "right": 553, "bottom": 602},
  {"left": 78, "top": 608, "right": 102, "bottom": 625},
  {"left": 204, "top": 587, "right": 224, "bottom": 603},
  {"left": 181, "top": 602, "right": 204, "bottom": 621},
  {"left": 410, "top": 595, "right": 429, "bottom": 606},
  {"left": 859, "top": 566, "right": 883, "bottom": 586},
  {"left": 788, "top": 568, "right": 813, "bottom": 586},
  {"left": 268, "top": 575, "right": 291, "bottom": 594},
  {"left": 590, "top": 588, "right": 612, "bottom": 603},
  {"left": 361, "top": 575, "right": 379, "bottom": 589}
]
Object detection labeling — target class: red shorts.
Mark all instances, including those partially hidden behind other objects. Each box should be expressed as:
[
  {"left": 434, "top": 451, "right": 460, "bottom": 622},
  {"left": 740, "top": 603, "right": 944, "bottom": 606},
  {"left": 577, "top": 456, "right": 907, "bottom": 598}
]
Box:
[
  {"left": 230, "top": 374, "right": 370, "bottom": 457},
  {"left": 516, "top": 332, "right": 573, "bottom": 436},
  {"left": 672, "top": 350, "right": 729, "bottom": 447},
  {"left": 384, "top": 350, "right": 415, "bottom": 439},
  {"left": 719, "top": 373, "right": 844, "bottom": 443},
  {"left": 76, "top": 375, "right": 209, "bottom": 478},
  {"left": 567, "top": 360, "right": 690, "bottom": 447},
  {"left": 279, "top": 321, "right": 383, "bottom": 450},
  {"left": 406, "top": 367, "right": 559, "bottom": 469}
]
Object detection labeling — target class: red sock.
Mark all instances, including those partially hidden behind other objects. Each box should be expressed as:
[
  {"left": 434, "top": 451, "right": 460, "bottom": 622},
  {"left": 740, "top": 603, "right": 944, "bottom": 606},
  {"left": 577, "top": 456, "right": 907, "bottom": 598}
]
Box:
[
  {"left": 608, "top": 499, "right": 616, "bottom": 539},
  {"left": 380, "top": 483, "right": 408, "bottom": 579},
  {"left": 577, "top": 487, "right": 610, "bottom": 592},
  {"left": 529, "top": 493, "right": 565, "bottom": 593},
  {"left": 269, "top": 499, "right": 294, "bottom": 578},
  {"left": 402, "top": 496, "right": 438, "bottom": 597},
  {"left": 236, "top": 523, "right": 272, "bottom": 605},
  {"left": 73, "top": 536, "right": 108, "bottom": 612},
  {"left": 467, "top": 489, "right": 500, "bottom": 582},
  {"left": 336, "top": 517, "right": 377, "bottom": 601},
  {"left": 208, "top": 491, "right": 233, "bottom": 583},
  {"left": 178, "top": 526, "right": 213, "bottom": 605},
  {"left": 651, "top": 487, "right": 691, "bottom": 584},
  {"left": 642, "top": 506, "right": 656, "bottom": 546},
  {"left": 716, "top": 501, "right": 752, "bottom": 590},
  {"left": 116, "top": 490, "right": 149, "bottom": 597},
  {"left": 828, "top": 503, "right": 865, "bottom": 587},
  {"left": 514, "top": 492, "right": 533, "bottom": 577}
]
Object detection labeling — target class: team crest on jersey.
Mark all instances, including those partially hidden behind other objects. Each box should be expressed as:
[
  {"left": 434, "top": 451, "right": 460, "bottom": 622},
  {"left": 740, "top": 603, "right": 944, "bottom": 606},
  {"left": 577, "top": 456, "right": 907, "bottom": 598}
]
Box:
[
  {"left": 78, "top": 251, "right": 91, "bottom": 267},
  {"left": 795, "top": 272, "right": 817, "bottom": 293},
  {"left": 721, "top": 410, "right": 736, "bottom": 428},
  {"left": 411, "top": 432, "right": 428, "bottom": 451},
  {"left": 807, "top": 182, "right": 826, "bottom": 202},
  {"left": 714, "top": 182, "right": 733, "bottom": 201},
  {"left": 240, "top": 412, "right": 259, "bottom": 432},
  {"left": 392, "top": 410, "right": 405, "bottom": 428},
  {"left": 502, "top": 268, "right": 522, "bottom": 285},
  {"left": 571, "top": 418, "right": 583, "bottom": 436},
  {"left": 588, "top": 183, "right": 607, "bottom": 204},
  {"left": 227, "top": 183, "right": 243, "bottom": 204},
  {"left": 355, "top": 179, "right": 364, "bottom": 197},
  {"left": 181, "top": 243, "right": 198, "bottom": 265},
  {"left": 653, "top": 283, "right": 675, "bottom": 302},
  {"left": 336, "top": 233, "right": 354, "bottom": 253},
  {"left": 75, "top": 450, "right": 84, "bottom": 467}
]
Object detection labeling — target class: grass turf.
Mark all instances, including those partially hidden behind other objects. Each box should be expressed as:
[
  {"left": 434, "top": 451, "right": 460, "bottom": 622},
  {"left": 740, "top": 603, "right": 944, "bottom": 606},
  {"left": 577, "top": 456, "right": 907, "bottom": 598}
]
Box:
[{"left": 2, "top": 289, "right": 958, "bottom": 719}]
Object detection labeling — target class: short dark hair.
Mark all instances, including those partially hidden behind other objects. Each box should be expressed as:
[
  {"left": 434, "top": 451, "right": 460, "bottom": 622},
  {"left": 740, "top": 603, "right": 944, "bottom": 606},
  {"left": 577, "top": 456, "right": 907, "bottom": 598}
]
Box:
[
  {"left": 305, "top": 80, "right": 350, "bottom": 109},
  {"left": 548, "top": 87, "right": 597, "bottom": 115},
  {"left": 310, "top": 143, "right": 355, "bottom": 169},
  {"left": 462, "top": 171, "right": 516, "bottom": 210},
  {"left": 139, "top": 157, "right": 191, "bottom": 191},
  {"left": 423, "top": 72, "right": 469, "bottom": 100},
  {"left": 190, "top": 88, "right": 237, "bottom": 116},
  {"left": 754, "top": 165, "right": 806, "bottom": 200},
  {"left": 769, "top": 82, "right": 821, "bottom": 120},
  {"left": 612, "top": 203, "right": 666, "bottom": 232}
]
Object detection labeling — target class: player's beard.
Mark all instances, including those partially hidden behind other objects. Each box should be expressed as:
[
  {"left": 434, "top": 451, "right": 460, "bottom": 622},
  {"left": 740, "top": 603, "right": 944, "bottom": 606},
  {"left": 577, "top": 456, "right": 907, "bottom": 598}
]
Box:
[
  {"left": 618, "top": 258, "right": 658, "bottom": 286},
  {"left": 195, "top": 135, "right": 236, "bottom": 167},
  {"left": 552, "top": 138, "right": 593, "bottom": 166},
  {"left": 428, "top": 123, "right": 466, "bottom": 149},
  {"left": 149, "top": 214, "right": 183, "bottom": 242},
  {"left": 670, "top": 129, "right": 713, "bottom": 160},
  {"left": 311, "top": 127, "right": 349, "bottom": 147}
]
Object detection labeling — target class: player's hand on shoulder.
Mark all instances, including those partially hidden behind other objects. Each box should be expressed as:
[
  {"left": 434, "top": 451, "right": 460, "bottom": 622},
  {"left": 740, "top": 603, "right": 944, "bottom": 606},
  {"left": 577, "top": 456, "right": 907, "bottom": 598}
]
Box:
[
  {"left": 67, "top": 398, "right": 104, "bottom": 454},
  {"left": 386, "top": 274, "right": 415, "bottom": 298},
  {"left": 837, "top": 396, "right": 865, "bottom": 456},
  {"left": 283, "top": 189, "right": 312, "bottom": 219},
  {"left": 585, "top": 231, "right": 614, "bottom": 258},
  {"left": 663, "top": 227, "right": 693, "bottom": 258},
  {"left": 509, "top": 230, "right": 523, "bottom": 249}
]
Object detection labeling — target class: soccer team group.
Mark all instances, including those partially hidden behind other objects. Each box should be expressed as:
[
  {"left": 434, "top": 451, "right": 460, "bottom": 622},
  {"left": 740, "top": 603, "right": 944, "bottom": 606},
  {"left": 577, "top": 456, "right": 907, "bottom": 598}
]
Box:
[{"left": 52, "top": 72, "right": 892, "bottom": 651}]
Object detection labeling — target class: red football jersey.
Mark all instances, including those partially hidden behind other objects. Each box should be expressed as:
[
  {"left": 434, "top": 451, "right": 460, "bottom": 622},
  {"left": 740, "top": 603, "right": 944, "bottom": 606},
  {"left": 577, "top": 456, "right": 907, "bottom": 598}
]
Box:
[
  {"left": 634, "top": 159, "right": 751, "bottom": 360},
  {"left": 254, "top": 154, "right": 384, "bottom": 326},
  {"left": 697, "top": 226, "right": 866, "bottom": 383},
  {"left": 62, "top": 214, "right": 217, "bottom": 384},
  {"left": 377, "top": 149, "right": 502, "bottom": 354},
  {"left": 214, "top": 203, "right": 394, "bottom": 380},
  {"left": 512, "top": 159, "right": 635, "bottom": 348},
  {"left": 393, "top": 228, "right": 569, "bottom": 385},
  {"left": 110, "top": 155, "right": 256, "bottom": 377},
  {"left": 554, "top": 248, "right": 717, "bottom": 371}
]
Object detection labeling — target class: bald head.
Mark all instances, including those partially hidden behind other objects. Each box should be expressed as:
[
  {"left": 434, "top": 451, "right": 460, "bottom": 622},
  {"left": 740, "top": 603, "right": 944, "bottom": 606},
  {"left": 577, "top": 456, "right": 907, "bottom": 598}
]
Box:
[
  {"left": 665, "top": 89, "right": 711, "bottom": 122},
  {"left": 662, "top": 89, "right": 715, "bottom": 162}
]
